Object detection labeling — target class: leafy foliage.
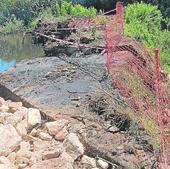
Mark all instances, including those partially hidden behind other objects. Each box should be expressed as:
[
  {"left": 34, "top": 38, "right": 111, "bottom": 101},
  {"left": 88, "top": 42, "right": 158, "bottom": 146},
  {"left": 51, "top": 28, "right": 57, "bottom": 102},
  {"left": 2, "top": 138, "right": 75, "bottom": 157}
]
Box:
[
  {"left": 70, "top": 4, "right": 97, "bottom": 18},
  {"left": 0, "top": 0, "right": 50, "bottom": 25},
  {"left": 54, "top": 1, "right": 97, "bottom": 18},
  {"left": 0, "top": 17, "right": 24, "bottom": 34},
  {"left": 0, "top": 0, "right": 97, "bottom": 33},
  {"left": 125, "top": 2, "right": 170, "bottom": 73}
]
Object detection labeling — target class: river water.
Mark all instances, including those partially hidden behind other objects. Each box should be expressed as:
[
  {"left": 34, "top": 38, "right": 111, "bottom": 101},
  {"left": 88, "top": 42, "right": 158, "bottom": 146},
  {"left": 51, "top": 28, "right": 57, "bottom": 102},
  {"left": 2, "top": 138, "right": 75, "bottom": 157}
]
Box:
[{"left": 0, "top": 33, "right": 44, "bottom": 73}]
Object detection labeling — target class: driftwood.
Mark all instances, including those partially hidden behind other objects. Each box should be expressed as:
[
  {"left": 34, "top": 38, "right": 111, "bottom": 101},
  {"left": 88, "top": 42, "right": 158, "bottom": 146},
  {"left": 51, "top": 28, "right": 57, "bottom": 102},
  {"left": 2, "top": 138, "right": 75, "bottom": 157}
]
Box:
[{"left": 35, "top": 32, "right": 104, "bottom": 50}]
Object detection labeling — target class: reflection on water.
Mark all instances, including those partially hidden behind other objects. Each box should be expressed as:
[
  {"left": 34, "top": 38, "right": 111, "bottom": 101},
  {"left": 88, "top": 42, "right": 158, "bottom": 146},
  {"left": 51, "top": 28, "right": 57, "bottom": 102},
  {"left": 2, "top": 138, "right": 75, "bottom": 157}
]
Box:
[
  {"left": 0, "top": 59, "right": 16, "bottom": 73},
  {"left": 0, "top": 33, "right": 44, "bottom": 73}
]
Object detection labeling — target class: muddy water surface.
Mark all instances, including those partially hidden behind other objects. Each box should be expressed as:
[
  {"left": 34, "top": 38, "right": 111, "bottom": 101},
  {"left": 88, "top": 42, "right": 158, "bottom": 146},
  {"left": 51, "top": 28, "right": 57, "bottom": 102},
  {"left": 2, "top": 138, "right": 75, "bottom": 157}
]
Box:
[{"left": 0, "top": 33, "right": 44, "bottom": 73}]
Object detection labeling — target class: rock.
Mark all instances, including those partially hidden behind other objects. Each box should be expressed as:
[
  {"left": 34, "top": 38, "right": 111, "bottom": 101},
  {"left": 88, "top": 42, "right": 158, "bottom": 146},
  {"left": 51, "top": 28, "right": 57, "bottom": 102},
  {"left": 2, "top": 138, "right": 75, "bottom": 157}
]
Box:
[
  {"left": 0, "top": 156, "right": 17, "bottom": 169},
  {"left": 0, "top": 97, "right": 5, "bottom": 106},
  {"left": 18, "top": 163, "right": 28, "bottom": 169},
  {"left": 5, "top": 113, "right": 21, "bottom": 126},
  {"left": 108, "top": 126, "right": 119, "bottom": 133},
  {"left": 8, "top": 101, "right": 23, "bottom": 113},
  {"left": 81, "top": 155, "right": 96, "bottom": 168},
  {"left": 116, "top": 145, "right": 124, "bottom": 151},
  {"left": 0, "top": 112, "right": 8, "bottom": 123},
  {"left": 0, "top": 124, "right": 21, "bottom": 156},
  {"left": 42, "top": 148, "right": 63, "bottom": 160},
  {"left": 16, "top": 156, "right": 29, "bottom": 165},
  {"left": 14, "top": 109, "right": 28, "bottom": 121},
  {"left": 30, "top": 128, "right": 39, "bottom": 137},
  {"left": 7, "top": 152, "right": 16, "bottom": 163},
  {"left": 0, "top": 164, "right": 10, "bottom": 169},
  {"left": 22, "top": 135, "right": 37, "bottom": 142},
  {"left": 55, "top": 126, "right": 68, "bottom": 141},
  {"left": 20, "top": 141, "right": 31, "bottom": 150},
  {"left": 16, "top": 120, "right": 28, "bottom": 136},
  {"left": 33, "top": 139, "right": 50, "bottom": 152},
  {"left": 29, "top": 153, "right": 38, "bottom": 166},
  {"left": 27, "top": 108, "right": 41, "bottom": 129},
  {"left": 0, "top": 104, "right": 9, "bottom": 112},
  {"left": 63, "top": 133, "right": 84, "bottom": 160},
  {"left": 16, "top": 142, "right": 32, "bottom": 167},
  {"left": 97, "top": 159, "right": 109, "bottom": 169},
  {"left": 30, "top": 158, "right": 73, "bottom": 169},
  {"left": 59, "top": 152, "right": 74, "bottom": 169},
  {"left": 17, "top": 141, "right": 32, "bottom": 159},
  {"left": 45, "top": 119, "right": 69, "bottom": 136},
  {"left": 38, "top": 132, "right": 52, "bottom": 141}
]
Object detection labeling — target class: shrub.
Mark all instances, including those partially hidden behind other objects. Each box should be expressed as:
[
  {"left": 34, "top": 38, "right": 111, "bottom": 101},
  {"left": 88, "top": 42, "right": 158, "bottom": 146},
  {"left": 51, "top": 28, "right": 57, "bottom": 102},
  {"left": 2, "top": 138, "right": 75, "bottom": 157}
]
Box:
[
  {"left": 70, "top": 4, "right": 97, "bottom": 18},
  {"left": 125, "top": 2, "right": 170, "bottom": 73},
  {"left": 70, "top": 0, "right": 94, "bottom": 6},
  {"left": 55, "top": 1, "right": 97, "bottom": 18},
  {"left": 56, "top": 1, "right": 61, "bottom": 17},
  {"left": 28, "top": 8, "right": 57, "bottom": 31},
  {"left": 61, "top": 1, "right": 71, "bottom": 16},
  {"left": 0, "top": 17, "right": 24, "bottom": 34},
  {"left": 0, "top": 0, "right": 50, "bottom": 25}
]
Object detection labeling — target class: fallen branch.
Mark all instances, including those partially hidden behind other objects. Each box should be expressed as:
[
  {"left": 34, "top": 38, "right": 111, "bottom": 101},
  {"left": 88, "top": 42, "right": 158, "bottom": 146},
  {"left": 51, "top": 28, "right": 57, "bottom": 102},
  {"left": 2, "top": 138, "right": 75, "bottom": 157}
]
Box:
[
  {"left": 35, "top": 32, "right": 104, "bottom": 50},
  {"left": 102, "top": 9, "right": 116, "bottom": 15}
]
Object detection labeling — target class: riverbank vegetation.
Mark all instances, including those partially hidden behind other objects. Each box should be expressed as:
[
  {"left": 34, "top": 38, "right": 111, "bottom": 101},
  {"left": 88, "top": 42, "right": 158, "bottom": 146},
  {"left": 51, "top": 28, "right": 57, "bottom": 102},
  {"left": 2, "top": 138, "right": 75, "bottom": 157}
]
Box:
[{"left": 125, "top": 2, "right": 170, "bottom": 72}]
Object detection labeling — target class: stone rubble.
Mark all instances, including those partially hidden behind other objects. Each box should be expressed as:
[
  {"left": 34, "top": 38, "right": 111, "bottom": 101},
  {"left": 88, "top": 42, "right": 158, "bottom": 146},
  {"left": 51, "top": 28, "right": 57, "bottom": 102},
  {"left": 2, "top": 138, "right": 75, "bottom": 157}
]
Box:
[
  {"left": 0, "top": 97, "right": 104, "bottom": 169},
  {"left": 0, "top": 97, "right": 158, "bottom": 169}
]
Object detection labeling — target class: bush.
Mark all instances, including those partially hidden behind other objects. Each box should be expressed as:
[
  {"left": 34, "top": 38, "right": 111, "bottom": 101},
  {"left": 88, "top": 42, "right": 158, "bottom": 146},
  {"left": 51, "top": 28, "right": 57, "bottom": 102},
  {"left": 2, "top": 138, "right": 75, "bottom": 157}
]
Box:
[
  {"left": 70, "top": 0, "right": 96, "bottom": 6},
  {"left": 28, "top": 8, "right": 58, "bottom": 31},
  {"left": 55, "top": 1, "right": 97, "bottom": 18},
  {"left": 125, "top": 2, "right": 170, "bottom": 73},
  {"left": 0, "top": 17, "right": 24, "bottom": 34},
  {"left": 0, "top": 0, "right": 50, "bottom": 25},
  {"left": 70, "top": 4, "right": 97, "bottom": 18}
]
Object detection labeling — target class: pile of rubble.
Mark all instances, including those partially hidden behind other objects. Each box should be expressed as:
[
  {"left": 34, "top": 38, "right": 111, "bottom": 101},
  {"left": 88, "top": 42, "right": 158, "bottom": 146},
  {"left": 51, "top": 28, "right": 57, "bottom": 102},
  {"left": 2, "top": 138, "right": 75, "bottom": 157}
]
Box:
[{"left": 0, "top": 97, "right": 109, "bottom": 169}]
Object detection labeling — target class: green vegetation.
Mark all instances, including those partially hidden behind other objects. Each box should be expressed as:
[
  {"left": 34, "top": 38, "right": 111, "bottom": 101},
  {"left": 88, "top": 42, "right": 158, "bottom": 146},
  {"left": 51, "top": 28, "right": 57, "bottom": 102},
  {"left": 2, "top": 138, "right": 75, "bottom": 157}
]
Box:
[
  {"left": 0, "top": 17, "right": 24, "bottom": 34},
  {"left": 28, "top": 1, "right": 97, "bottom": 30},
  {"left": 125, "top": 2, "right": 170, "bottom": 73},
  {"left": 0, "top": 0, "right": 97, "bottom": 34}
]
